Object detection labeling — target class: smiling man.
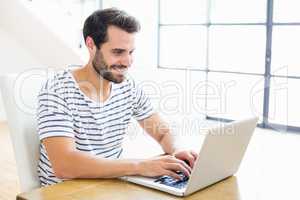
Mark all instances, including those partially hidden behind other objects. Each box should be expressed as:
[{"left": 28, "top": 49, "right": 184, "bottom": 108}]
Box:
[{"left": 37, "top": 8, "right": 197, "bottom": 186}]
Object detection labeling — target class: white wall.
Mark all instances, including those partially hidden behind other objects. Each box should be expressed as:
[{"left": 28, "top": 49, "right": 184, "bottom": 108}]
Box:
[
  {"left": 0, "top": 29, "right": 41, "bottom": 73},
  {"left": 0, "top": 0, "right": 86, "bottom": 121},
  {"left": 0, "top": 28, "right": 43, "bottom": 121},
  {"left": 0, "top": 0, "right": 85, "bottom": 67}
]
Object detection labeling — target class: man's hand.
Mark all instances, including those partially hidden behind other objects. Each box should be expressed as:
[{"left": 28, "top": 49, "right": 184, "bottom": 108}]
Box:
[
  {"left": 173, "top": 150, "right": 198, "bottom": 168},
  {"left": 137, "top": 155, "right": 192, "bottom": 180}
]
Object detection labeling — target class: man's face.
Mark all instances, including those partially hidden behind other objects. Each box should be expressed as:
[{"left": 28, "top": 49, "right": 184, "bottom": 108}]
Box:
[{"left": 92, "top": 25, "right": 135, "bottom": 83}]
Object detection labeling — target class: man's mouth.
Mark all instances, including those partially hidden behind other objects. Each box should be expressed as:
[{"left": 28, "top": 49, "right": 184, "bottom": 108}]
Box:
[{"left": 111, "top": 65, "right": 128, "bottom": 74}]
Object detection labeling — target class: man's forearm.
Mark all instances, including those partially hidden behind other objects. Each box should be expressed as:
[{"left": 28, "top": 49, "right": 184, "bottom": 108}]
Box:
[
  {"left": 54, "top": 150, "right": 141, "bottom": 179},
  {"left": 138, "top": 113, "right": 179, "bottom": 155},
  {"left": 159, "top": 130, "right": 179, "bottom": 155},
  {"left": 155, "top": 117, "right": 179, "bottom": 155}
]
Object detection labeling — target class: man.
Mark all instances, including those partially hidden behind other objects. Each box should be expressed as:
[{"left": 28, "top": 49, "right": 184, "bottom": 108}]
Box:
[{"left": 37, "top": 8, "right": 197, "bottom": 186}]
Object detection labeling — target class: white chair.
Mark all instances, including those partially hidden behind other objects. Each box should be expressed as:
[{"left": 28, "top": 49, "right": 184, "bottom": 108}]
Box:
[{"left": 0, "top": 72, "right": 46, "bottom": 192}]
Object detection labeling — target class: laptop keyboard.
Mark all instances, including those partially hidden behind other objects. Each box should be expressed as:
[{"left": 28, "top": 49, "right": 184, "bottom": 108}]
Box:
[{"left": 154, "top": 172, "right": 189, "bottom": 189}]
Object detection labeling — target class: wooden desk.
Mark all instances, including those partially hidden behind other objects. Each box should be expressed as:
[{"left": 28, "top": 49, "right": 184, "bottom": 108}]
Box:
[{"left": 17, "top": 176, "right": 240, "bottom": 200}]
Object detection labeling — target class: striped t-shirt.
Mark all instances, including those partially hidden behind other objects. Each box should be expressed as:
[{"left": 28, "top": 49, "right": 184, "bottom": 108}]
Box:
[{"left": 36, "top": 70, "right": 154, "bottom": 186}]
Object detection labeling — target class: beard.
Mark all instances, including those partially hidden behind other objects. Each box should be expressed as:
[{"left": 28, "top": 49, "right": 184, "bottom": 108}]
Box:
[{"left": 92, "top": 50, "right": 128, "bottom": 84}]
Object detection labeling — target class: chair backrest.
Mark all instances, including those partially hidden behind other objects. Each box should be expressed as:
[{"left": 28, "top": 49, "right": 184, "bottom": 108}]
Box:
[{"left": 0, "top": 73, "right": 45, "bottom": 192}]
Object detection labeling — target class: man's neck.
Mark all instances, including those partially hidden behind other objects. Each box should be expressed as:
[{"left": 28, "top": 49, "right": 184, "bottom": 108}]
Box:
[{"left": 72, "top": 63, "right": 112, "bottom": 103}]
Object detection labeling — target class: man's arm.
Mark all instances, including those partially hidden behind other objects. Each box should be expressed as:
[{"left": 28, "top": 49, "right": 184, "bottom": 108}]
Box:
[
  {"left": 137, "top": 113, "right": 177, "bottom": 154},
  {"left": 43, "top": 136, "right": 191, "bottom": 180},
  {"left": 138, "top": 113, "right": 198, "bottom": 167},
  {"left": 43, "top": 137, "right": 141, "bottom": 179}
]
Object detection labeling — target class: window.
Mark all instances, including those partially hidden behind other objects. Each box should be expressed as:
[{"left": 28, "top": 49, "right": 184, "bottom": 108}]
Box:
[{"left": 159, "top": 0, "right": 300, "bottom": 133}]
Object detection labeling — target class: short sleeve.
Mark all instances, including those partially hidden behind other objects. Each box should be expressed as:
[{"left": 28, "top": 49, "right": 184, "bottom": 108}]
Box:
[
  {"left": 37, "top": 89, "right": 74, "bottom": 141},
  {"left": 132, "top": 83, "right": 154, "bottom": 121}
]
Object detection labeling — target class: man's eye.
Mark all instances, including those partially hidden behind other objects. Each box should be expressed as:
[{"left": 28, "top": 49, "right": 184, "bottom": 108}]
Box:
[{"left": 113, "top": 51, "right": 123, "bottom": 55}]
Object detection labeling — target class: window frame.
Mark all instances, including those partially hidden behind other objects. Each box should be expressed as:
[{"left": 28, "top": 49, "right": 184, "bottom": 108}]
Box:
[{"left": 158, "top": 0, "right": 300, "bottom": 133}]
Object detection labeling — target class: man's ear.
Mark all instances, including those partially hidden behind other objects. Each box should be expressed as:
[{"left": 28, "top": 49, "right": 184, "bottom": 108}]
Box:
[{"left": 85, "top": 36, "right": 97, "bottom": 52}]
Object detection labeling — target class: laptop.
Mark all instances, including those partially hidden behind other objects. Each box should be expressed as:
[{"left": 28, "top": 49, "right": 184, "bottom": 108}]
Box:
[{"left": 120, "top": 117, "right": 258, "bottom": 196}]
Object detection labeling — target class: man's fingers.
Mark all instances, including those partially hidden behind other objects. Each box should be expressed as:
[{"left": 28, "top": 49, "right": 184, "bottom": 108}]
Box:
[
  {"left": 165, "top": 156, "right": 192, "bottom": 173},
  {"left": 163, "top": 170, "right": 182, "bottom": 180},
  {"left": 180, "top": 158, "right": 192, "bottom": 173},
  {"left": 185, "top": 154, "right": 195, "bottom": 168},
  {"left": 165, "top": 163, "right": 190, "bottom": 177},
  {"left": 191, "top": 150, "right": 198, "bottom": 160}
]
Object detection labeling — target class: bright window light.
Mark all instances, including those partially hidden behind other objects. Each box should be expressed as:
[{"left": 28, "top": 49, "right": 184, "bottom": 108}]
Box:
[
  {"left": 205, "top": 73, "right": 264, "bottom": 121},
  {"left": 159, "top": 26, "right": 207, "bottom": 69},
  {"left": 210, "top": 0, "right": 267, "bottom": 23},
  {"left": 269, "top": 78, "right": 300, "bottom": 127},
  {"left": 271, "top": 26, "right": 300, "bottom": 77},
  {"left": 208, "top": 26, "right": 266, "bottom": 74},
  {"left": 273, "top": 0, "right": 300, "bottom": 22},
  {"left": 160, "top": 0, "right": 208, "bottom": 24}
]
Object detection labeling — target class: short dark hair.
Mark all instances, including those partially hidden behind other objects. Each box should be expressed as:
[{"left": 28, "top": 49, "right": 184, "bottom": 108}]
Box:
[{"left": 83, "top": 8, "right": 140, "bottom": 49}]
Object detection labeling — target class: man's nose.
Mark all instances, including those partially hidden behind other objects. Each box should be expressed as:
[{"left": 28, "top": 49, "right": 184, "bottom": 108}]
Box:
[{"left": 121, "top": 54, "right": 132, "bottom": 67}]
